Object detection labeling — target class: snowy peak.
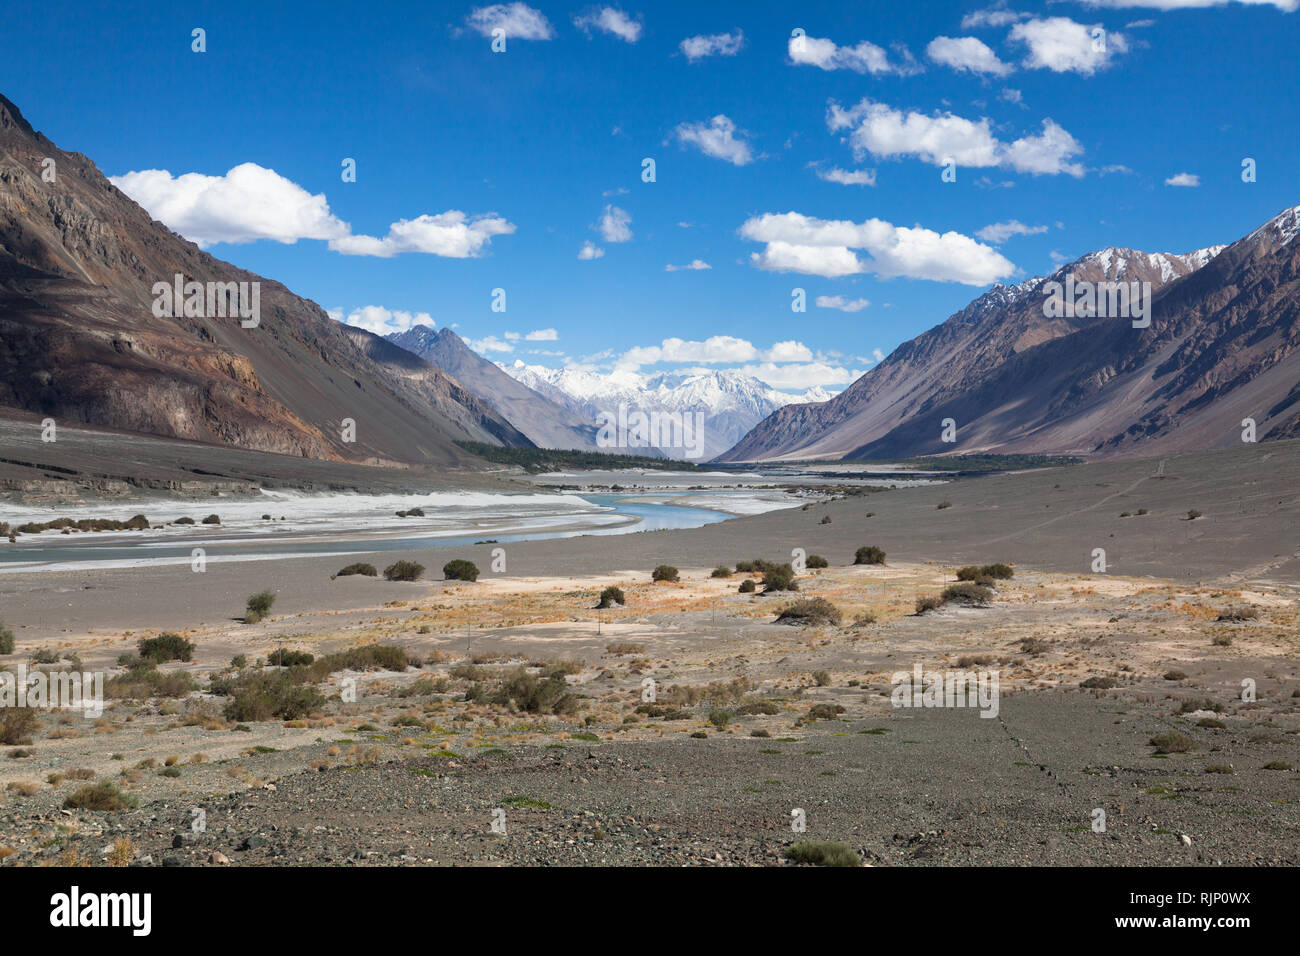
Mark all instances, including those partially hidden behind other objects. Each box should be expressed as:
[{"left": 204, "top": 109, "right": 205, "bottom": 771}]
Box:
[{"left": 1245, "top": 205, "right": 1300, "bottom": 249}]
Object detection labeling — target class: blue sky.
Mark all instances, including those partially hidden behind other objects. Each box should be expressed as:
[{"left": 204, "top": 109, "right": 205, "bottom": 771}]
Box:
[{"left": 4, "top": 0, "right": 1297, "bottom": 393}]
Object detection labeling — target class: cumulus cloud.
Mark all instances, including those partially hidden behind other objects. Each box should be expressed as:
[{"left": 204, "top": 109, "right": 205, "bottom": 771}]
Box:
[
  {"left": 466, "top": 3, "right": 554, "bottom": 39},
  {"left": 617, "top": 336, "right": 814, "bottom": 369},
  {"left": 335, "top": 306, "right": 435, "bottom": 336},
  {"left": 674, "top": 115, "right": 754, "bottom": 165},
  {"left": 665, "top": 259, "right": 712, "bottom": 271},
  {"left": 816, "top": 295, "right": 871, "bottom": 312},
  {"left": 1079, "top": 0, "right": 1296, "bottom": 10},
  {"left": 926, "top": 36, "right": 1013, "bottom": 75},
  {"left": 1165, "top": 172, "right": 1201, "bottom": 186},
  {"left": 329, "top": 212, "right": 515, "bottom": 258},
  {"left": 813, "top": 165, "right": 877, "bottom": 186},
  {"left": 679, "top": 30, "right": 744, "bottom": 61},
  {"left": 598, "top": 205, "right": 633, "bottom": 243},
  {"left": 787, "top": 32, "right": 920, "bottom": 74},
  {"left": 828, "top": 99, "right": 1085, "bottom": 176},
  {"left": 578, "top": 241, "right": 605, "bottom": 259},
  {"left": 111, "top": 164, "right": 515, "bottom": 257},
  {"left": 1008, "top": 17, "right": 1129, "bottom": 75},
  {"left": 738, "top": 211, "right": 1016, "bottom": 285},
  {"left": 962, "top": 3, "right": 1029, "bottom": 28},
  {"left": 573, "top": 6, "right": 642, "bottom": 42},
  {"left": 110, "top": 164, "right": 349, "bottom": 248},
  {"left": 467, "top": 335, "right": 515, "bottom": 354},
  {"left": 976, "top": 220, "right": 1049, "bottom": 243}
]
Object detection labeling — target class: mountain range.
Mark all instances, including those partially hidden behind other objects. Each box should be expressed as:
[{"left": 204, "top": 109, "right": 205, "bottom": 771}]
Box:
[{"left": 721, "top": 207, "right": 1300, "bottom": 462}]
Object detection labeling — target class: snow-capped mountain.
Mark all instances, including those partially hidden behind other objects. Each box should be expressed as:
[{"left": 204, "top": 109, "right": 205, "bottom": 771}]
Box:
[{"left": 500, "top": 363, "right": 827, "bottom": 460}]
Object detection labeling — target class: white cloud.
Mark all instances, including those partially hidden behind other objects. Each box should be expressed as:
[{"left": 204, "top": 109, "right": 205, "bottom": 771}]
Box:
[
  {"left": 329, "top": 211, "right": 515, "bottom": 258},
  {"left": 665, "top": 259, "right": 712, "bottom": 271},
  {"left": 617, "top": 336, "right": 814, "bottom": 369},
  {"left": 734, "top": 361, "right": 863, "bottom": 390},
  {"left": 976, "top": 220, "right": 1048, "bottom": 243},
  {"left": 962, "top": 3, "right": 1029, "bottom": 28},
  {"left": 739, "top": 211, "right": 1016, "bottom": 285},
  {"left": 578, "top": 241, "right": 605, "bottom": 259},
  {"left": 525, "top": 328, "right": 558, "bottom": 340},
  {"left": 1000, "top": 88, "right": 1024, "bottom": 104},
  {"left": 337, "top": 306, "right": 435, "bottom": 336},
  {"left": 466, "top": 3, "right": 554, "bottom": 39},
  {"left": 828, "top": 99, "right": 1085, "bottom": 176},
  {"left": 467, "top": 335, "right": 515, "bottom": 354},
  {"left": 813, "top": 165, "right": 878, "bottom": 186},
  {"left": 111, "top": 163, "right": 515, "bottom": 257},
  {"left": 816, "top": 295, "right": 870, "bottom": 312},
  {"left": 1165, "top": 172, "right": 1201, "bottom": 186},
  {"left": 926, "top": 36, "right": 1013, "bottom": 75},
  {"left": 573, "top": 7, "right": 642, "bottom": 42},
  {"left": 788, "top": 33, "right": 920, "bottom": 75},
  {"left": 679, "top": 30, "right": 744, "bottom": 61},
  {"left": 110, "top": 163, "right": 349, "bottom": 247},
  {"left": 598, "top": 205, "right": 633, "bottom": 242},
  {"left": 674, "top": 115, "right": 754, "bottom": 165},
  {"left": 1008, "top": 17, "right": 1129, "bottom": 75},
  {"left": 1078, "top": 0, "right": 1296, "bottom": 11}
]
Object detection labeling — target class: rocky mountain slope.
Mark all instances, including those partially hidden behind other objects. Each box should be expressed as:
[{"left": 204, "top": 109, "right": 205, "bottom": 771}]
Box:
[
  {"left": 722, "top": 208, "right": 1299, "bottom": 461},
  {"left": 0, "top": 93, "right": 517, "bottom": 468},
  {"left": 387, "top": 326, "right": 596, "bottom": 450}
]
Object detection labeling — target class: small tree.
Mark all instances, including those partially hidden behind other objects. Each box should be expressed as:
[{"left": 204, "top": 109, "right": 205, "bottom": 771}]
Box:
[
  {"left": 597, "top": 586, "right": 625, "bottom": 608},
  {"left": 244, "top": 590, "right": 276, "bottom": 624},
  {"left": 442, "top": 559, "right": 479, "bottom": 582},
  {"left": 854, "top": 545, "right": 886, "bottom": 565},
  {"left": 651, "top": 565, "right": 679, "bottom": 583}
]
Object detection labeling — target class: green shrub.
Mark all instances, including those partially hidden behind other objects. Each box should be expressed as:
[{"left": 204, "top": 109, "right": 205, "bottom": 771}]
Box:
[
  {"left": 805, "top": 554, "right": 829, "bottom": 569},
  {"left": 1187, "top": 509, "right": 1202, "bottom": 520},
  {"left": 941, "top": 583, "right": 993, "bottom": 606},
  {"left": 138, "top": 633, "right": 194, "bottom": 663},
  {"left": 267, "top": 649, "right": 315, "bottom": 667},
  {"left": 244, "top": 590, "right": 276, "bottom": 624},
  {"left": 737, "top": 699, "right": 780, "bottom": 716},
  {"left": 335, "top": 562, "right": 378, "bottom": 578},
  {"left": 854, "top": 546, "right": 886, "bottom": 565},
  {"left": 384, "top": 560, "right": 425, "bottom": 582},
  {"left": 231, "top": 654, "right": 247, "bottom": 669},
  {"left": 395, "top": 507, "right": 426, "bottom": 517},
  {"left": 0, "top": 621, "right": 14, "bottom": 656},
  {"left": 493, "top": 667, "right": 578, "bottom": 715},
  {"left": 915, "top": 594, "right": 942, "bottom": 614},
  {"left": 806, "top": 703, "right": 845, "bottom": 721},
  {"left": 762, "top": 567, "right": 799, "bottom": 593},
  {"left": 708, "top": 708, "right": 733, "bottom": 727},
  {"left": 174, "top": 516, "right": 195, "bottom": 525},
  {"left": 710, "top": 565, "right": 732, "bottom": 578},
  {"left": 442, "top": 559, "right": 478, "bottom": 582},
  {"left": 1150, "top": 732, "right": 1196, "bottom": 754},
  {"left": 738, "top": 579, "right": 757, "bottom": 593},
  {"left": 785, "top": 841, "right": 860, "bottom": 867},
  {"left": 651, "top": 565, "right": 679, "bottom": 583},
  {"left": 201, "top": 514, "right": 221, "bottom": 524},
  {"left": 221, "top": 673, "right": 325, "bottom": 722},
  {"left": 957, "top": 563, "right": 1013, "bottom": 582},
  {"left": 596, "top": 586, "right": 625, "bottom": 608},
  {"left": 774, "top": 598, "right": 841, "bottom": 626},
  {"left": 1, "top": 709, "right": 40, "bottom": 745},
  {"left": 63, "top": 782, "right": 138, "bottom": 812}
]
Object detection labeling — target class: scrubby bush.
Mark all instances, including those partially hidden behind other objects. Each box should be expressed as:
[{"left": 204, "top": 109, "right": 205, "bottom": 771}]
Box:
[
  {"left": 1150, "top": 732, "right": 1195, "bottom": 754},
  {"left": 201, "top": 514, "right": 221, "bottom": 525},
  {"left": 442, "top": 559, "right": 478, "bottom": 582},
  {"left": 736, "top": 699, "right": 780, "bottom": 716},
  {"left": 805, "top": 554, "right": 828, "bottom": 569},
  {"left": 1, "top": 709, "right": 40, "bottom": 745},
  {"left": 1080, "top": 676, "right": 1116, "bottom": 690},
  {"left": 941, "top": 583, "right": 993, "bottom": 606},
  {"left": 774, "top": 598, "right": 841, "bottom": 627},
  {"left": 493, "top": 667, "right": 578, "bottom": 715},
  {"left": 395, "top": 507, "right": 426, "bottom": 517},
  {"left": 221, "top": 672, "right": 325, "bottom": 722},
  {"left": 335, "top": 562, "right": 378, "bottom": 578},
  {"left": 0, "top": 621, "right": 14, "bottom": 656},
  {"left": 915, "top": 594, "right": 942, "bottom": 614},
  {"left": 383, "top": 560, "right": 425, "bottom": 582},
  {"left": 738, "top": 579, "right": 757, "bottom": 593},
  {"left": 710, "top": 565, "right": 732, "bottom": 578},
  {"left": 957, "top": 563, "right": 1013, "bottom": 582},
  {"left": 138, "top": 633, "right": 194, "bottom": 663},
  {"left": 1216, "top": 605, "right": 1258, "bottom": 622},
  {"left": 708, "top": 708, "right": 733, "bottom": 727},
  {"left": 806, "top": 703, "right": 845, "bottom": 721},
  {"left": 651, "top": 565, "right": 679, "bottom": 583},
  {"left": 937, "top": 501, "right": 953, "bottom": 510},
  {"left": 244, "top": 590, "right": 276, "bottom": 624},
  {"left": 63, "top": 782, "right": 138, "bottom": 812},
  {"left": 762, "top": 566, "right": 799, "bottom": 593},
  {"left": 267, "top": 649, "right": 315, "bottom": 667},
  {"left": 596, "top": 586, "right": 625, "bottom": 608},
  {"left": 174, "top": 516, "right": 195, "bottom": 525},
  {"left": 785, "top": 841, "right": 860, "bottom": 867},
  {"left": 819, "top": 515, "right": 832, "bottom": 525},
  {"left": 1187, "top": 509, "right": 1202, "bottom": 520},
  {"left": 854, "top": 546, "right": 886, "bottom": 565}
]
